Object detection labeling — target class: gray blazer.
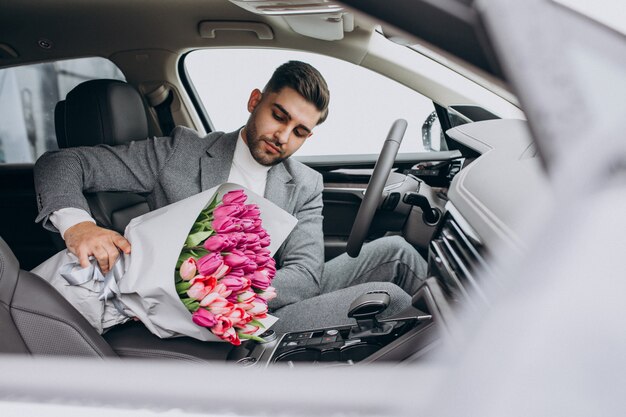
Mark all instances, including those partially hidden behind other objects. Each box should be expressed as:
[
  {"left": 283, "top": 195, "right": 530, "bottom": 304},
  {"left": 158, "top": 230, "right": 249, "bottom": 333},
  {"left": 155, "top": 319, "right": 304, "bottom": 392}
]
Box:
[{"left": 34, "top": 127, "right": 325, "bottom": 309}]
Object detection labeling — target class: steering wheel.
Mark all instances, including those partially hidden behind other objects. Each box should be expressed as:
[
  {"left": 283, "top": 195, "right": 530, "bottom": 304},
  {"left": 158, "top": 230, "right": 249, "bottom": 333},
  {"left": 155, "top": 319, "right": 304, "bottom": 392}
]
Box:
[{"left": 346, "top": 119, "right": 408, "bottom": 257}]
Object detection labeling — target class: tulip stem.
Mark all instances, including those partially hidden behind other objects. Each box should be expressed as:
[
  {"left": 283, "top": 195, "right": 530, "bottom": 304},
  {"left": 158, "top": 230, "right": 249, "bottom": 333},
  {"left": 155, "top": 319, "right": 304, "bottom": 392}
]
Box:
[{"left": 239, "top": 333, "right": 266, "bottom": 343}]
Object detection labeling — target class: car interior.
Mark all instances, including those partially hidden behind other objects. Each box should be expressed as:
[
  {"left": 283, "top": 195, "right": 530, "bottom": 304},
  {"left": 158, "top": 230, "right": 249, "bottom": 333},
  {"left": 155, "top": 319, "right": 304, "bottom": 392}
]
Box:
[{"left": 0, "top": 0, "right": 544, "bottom": 367}]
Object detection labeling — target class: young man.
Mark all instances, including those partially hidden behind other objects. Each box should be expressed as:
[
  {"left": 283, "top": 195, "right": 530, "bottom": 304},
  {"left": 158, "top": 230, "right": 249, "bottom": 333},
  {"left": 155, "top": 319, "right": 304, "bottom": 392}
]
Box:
[{"left": 34, "top": 61, "right": 427, "bottom": 332}]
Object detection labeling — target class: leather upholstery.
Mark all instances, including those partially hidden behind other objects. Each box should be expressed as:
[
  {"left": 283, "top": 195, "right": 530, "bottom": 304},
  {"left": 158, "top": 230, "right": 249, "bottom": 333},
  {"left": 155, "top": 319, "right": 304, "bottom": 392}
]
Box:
[
  {"left": 103, "top": 322, "right": 232, "bottom": 362},
  {"left": 0, "top": 236, "right": 117, "bottom": 357},
  {"left": 54, "top": 79, "right": 150, "bottom": 233},
  {"left": 49, "top": 80, "right": 233, "bottom": 362},
  {"left": 55, "top": 79, "right": 149, "bottom": 149}
]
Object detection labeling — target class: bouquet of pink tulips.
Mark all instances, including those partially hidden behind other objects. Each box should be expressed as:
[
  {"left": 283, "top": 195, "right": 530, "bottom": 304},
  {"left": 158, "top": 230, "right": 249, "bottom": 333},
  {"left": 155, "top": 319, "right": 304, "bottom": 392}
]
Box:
[
  {"left": 34, "top": 184, "right": 295, "bottom": 342},
  {"left": 174, "top": 190, "right": 277, "bottom": 345}
]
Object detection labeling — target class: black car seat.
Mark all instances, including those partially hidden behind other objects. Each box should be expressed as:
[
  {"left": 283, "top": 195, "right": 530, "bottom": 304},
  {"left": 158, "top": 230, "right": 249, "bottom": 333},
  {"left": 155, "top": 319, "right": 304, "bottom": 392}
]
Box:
[
  {"left": 0, "top": 232, "right": 233, "bottom": 360},
  {"left": 54, "top": 79, "right": 151, "bottom": 233},
  {"left": 49, "top": 79, "right": 233, "bottom": 361},
  {"left": 0, "top": 236, "right": 117, "bottom": 357}
]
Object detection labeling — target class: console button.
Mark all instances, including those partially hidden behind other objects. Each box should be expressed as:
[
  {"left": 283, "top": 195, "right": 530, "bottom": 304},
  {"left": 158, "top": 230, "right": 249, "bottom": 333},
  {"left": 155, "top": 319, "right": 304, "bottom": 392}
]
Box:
[
  {"left": 326, "top": 329, "right": 339, "bottom": 336},
  {"left": 307, "top": 337, "right": 323, "bottom": 346},
  {"left": 321, "top": 335, "right": 337, "bottom": 344}
]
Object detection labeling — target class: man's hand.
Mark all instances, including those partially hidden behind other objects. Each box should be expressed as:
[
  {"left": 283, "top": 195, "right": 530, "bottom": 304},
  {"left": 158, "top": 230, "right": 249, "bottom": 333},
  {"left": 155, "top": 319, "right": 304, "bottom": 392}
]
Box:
[{"left": 64, "top": 222, "right": 131, "bottom": 274}]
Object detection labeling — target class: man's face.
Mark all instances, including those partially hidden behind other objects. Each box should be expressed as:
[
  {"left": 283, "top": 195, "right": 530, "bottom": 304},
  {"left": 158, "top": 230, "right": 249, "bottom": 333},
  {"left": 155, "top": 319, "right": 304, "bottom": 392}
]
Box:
[{"left": 242, "top": 87, "right": 322, "bottom": 166}]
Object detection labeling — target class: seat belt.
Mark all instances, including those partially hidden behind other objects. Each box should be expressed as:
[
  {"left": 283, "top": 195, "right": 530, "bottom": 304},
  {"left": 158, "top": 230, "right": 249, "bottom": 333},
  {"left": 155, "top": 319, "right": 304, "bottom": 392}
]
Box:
[{"left": 146, "top": 84, "right": 176, "bottom": 136}]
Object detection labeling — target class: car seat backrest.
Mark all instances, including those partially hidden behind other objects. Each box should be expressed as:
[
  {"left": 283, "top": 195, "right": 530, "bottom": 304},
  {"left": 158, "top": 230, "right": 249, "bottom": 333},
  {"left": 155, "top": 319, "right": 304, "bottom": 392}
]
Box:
[
  {"left": 0, "top": 236, "right": 117, "bottom": 357},
  {"left": 55, "top": 79, "right": 151, "bottom": 233},
  {"left": 56, "top": 79, "right": 149, "bottom": 148}
]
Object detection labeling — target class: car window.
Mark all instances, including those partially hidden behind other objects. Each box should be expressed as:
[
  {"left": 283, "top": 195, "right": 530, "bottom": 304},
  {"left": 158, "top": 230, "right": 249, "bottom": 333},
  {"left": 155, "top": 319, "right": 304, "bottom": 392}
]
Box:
[
  {"left": 184, "top": 49, "right": 442, "bottom": 157},
  {"left": 0, "top": 57, "right": 125, "bottom": 164}
]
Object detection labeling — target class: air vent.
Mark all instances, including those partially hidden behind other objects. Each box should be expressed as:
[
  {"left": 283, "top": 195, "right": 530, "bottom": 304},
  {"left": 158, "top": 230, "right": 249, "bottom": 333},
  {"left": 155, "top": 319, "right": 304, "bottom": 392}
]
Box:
[{"left": 429, "top": 215, "right": 488, "bottom": 305}]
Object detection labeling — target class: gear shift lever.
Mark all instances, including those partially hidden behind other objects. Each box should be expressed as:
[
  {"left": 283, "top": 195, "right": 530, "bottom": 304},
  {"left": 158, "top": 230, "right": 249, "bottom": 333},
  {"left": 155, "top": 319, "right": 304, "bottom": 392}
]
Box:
[{"left": 348, "top": 291, "right": 394, "bottom": 338}]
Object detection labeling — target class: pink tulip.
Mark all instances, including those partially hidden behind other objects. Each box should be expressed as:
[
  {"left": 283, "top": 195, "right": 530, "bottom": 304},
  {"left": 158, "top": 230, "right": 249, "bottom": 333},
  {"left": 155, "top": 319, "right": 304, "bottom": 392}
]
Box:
[
  {"left": 245, "top": 242, "right": 262, "bottom": 252},
  {"left": 179, "top": 257, "right": 197, "bottom": 281},
  {"left": 251, "top": 269, "right": 271, "bottom": 290},
  {"left": 223, "top": 250, "right": 249, "bottom": 268},
  {"left": 213, "top": 283, "right": 232, "bottom": 298},
  {"left": 258, "top": 247, "right": 271, "bottom": 255},
  {"left": 239, "top": 301, "right": 254, "bottom": 311},
  {"left": 244, "top": 233, "right": 260, "bottom": 245},
  {"left": 241, "top": 219, "right": 263, "bottom": 234},
  {"left": 201, "top": 294, "right": 233, "bottom": 315},
  {"left": 254, "top": 253, "right": 272, "bottom": 268},
  {"left": 203, "top": 234, "right": 235, "bottom": 252},
  {"left": 248, "top": 301, "right": 268, "bottom": 318},
  {"left": 241, "top": 204, "right": 261, "bottom": 219},
  {"left": 222, "top": 190, "right": 247, "bottom": 205},
  {"left": 262, "top": 261, "right": 277, "bottom": 278},
  {"left": 231, "top": 232, "right": 248, "bottom": 243},
  {"left": 212, "top": 216, "right": 242, "bottom": 233},
  {"left": 256, "top": 286, "right": 277, "bottom": 302},
  {"left": 235, "top": 289, "right": 256, "bottom": 304},
  {"left": 212, "top": 263, "right": 231, "bottom": 279},
  {"left": 239, "top": 218, "right": 257, "bottom": 232},
  {"left": 236, "top": 323, "right": 260, "bottom": 335},
  {"left": 259, "top": 235, "right": 271, "bottom": 248},
  {"left": 200, "top": 292, "right": 231, "bottom": 311},
  {"left": 217, "top": 327, "right": 241, "bottom": 346},
  {"left": 211, "top": 315, "right": 233, "bottom": 336},
  {"left": 242, "top": 260, "right": 258, "bottom": 274},
  {"left": 190, "top": 274, "right": 217, "bottom": 288},
  {"left": 223, "top": 306, "right": 251, "bottom": 326},
  {"left": 197, "top": 252, "right": 225, "bottom": 276},
  {"left": 192, "top": 308, "right": 217, "bottom": 328},
  {"left": 187, "top": 282, "right": 213, "bottom": 300},
  {"left": 214, "top": 204, "right": 246, "bottom": 219},
  {"left": 199, "top": 291, "right": 219, "bottom": 306},
  {"left": 208, "top": 300, "right": 233, "bottom": 315},
  {"left": 225, "top": 268, "right": 244, "bottom": 277},
  {"left": 220, "top": 275, "right": 251, "bottom": 292}
]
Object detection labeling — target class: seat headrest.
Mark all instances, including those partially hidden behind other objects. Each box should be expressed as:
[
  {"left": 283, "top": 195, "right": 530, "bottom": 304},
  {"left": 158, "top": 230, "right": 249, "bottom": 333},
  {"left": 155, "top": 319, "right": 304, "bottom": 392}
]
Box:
[{"left": 55, "top": 79, "right": 149, "bottom": 149}]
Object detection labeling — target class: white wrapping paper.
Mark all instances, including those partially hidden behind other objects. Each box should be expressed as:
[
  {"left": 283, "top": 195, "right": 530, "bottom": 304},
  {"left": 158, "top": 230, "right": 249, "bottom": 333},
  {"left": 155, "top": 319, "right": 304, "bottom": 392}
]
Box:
[{"left": 33, "top": 183, "right": 297, "bottom": 341}]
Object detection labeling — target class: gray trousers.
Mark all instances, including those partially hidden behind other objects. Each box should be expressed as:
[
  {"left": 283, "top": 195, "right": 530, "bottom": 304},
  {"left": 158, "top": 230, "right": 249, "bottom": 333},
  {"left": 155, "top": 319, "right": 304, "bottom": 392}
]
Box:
[{"left": 271, "top": 236, "right": 428, "bottom": 333}]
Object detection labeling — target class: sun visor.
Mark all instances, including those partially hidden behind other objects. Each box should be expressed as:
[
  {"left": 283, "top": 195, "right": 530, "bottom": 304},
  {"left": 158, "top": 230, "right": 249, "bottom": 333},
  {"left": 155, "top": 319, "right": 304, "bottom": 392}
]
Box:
[{"left": 228, "top": 0, "right": 353, "bottom": 40}]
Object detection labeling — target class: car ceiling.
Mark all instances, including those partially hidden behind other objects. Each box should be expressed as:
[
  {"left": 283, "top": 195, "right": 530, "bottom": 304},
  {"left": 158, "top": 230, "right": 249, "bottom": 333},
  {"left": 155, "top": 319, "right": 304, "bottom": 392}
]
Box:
[
  {"left": 1, "top": 0, "right": 502, "bottom": 81},
  {"left": 0, "top": 0, "right": 382, "bottom": 68},
  {"left": 0, "top": 0, "right": 252, "bottom": 63}
]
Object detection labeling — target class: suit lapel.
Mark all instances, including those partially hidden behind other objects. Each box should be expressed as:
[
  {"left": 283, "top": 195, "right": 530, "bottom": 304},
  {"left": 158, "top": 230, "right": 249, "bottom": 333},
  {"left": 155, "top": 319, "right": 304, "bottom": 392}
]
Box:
[
  {"left": 200, "top": 131, "right": 238, "bottom": 191},
  {"left": 265, "top": 163, "right": 296, "bottom": 213}
]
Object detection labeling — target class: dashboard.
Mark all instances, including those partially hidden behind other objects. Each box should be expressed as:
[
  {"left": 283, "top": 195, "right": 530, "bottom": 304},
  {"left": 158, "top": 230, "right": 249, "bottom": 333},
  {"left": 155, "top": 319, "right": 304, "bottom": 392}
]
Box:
[
  {"left": 446, "top": 119, "right": 551, "bottom": 254},
  {"left": 260, "top": 119, "right": 552, "bottom": 366},
  {"left": 421, "top": 119, "right": 552, "bottom": 326}
]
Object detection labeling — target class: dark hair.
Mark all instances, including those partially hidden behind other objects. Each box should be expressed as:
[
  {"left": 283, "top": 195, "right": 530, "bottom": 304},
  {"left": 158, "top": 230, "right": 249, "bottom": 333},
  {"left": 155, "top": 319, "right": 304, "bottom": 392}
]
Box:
[{"left": 263, "top": 60, "right": 330, "bottom": 125}]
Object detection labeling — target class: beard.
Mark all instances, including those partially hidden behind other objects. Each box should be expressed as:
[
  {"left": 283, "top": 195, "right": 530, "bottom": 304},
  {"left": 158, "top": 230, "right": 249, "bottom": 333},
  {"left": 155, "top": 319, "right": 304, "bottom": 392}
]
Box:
[{"left": 244, "top": 116, "right": 287, "bottom": 167}]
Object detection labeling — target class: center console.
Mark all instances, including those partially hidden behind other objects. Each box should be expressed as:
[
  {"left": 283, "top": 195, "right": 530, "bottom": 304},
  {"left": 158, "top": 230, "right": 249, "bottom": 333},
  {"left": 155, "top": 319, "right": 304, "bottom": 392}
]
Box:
[{"left": 228, "top": 282, "right": 445, "bottom": 367}]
